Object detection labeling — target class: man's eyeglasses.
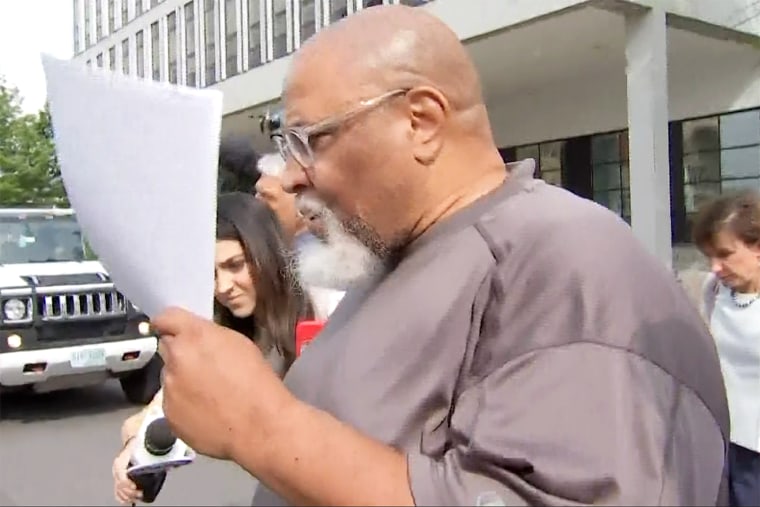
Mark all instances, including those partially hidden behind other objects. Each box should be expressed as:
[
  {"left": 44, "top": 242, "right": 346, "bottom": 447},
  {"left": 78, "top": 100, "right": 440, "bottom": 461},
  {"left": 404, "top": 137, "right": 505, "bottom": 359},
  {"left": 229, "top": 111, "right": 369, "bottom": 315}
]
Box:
[{"left": 271, "top": 88, "right": 409, "bottom": 169}]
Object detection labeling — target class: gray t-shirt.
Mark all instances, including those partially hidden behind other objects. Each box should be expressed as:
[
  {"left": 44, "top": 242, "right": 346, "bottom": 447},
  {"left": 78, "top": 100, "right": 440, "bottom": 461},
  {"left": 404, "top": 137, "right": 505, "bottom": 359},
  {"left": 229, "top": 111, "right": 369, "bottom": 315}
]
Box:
[{"left": 253, "top": 173, "right": 729, "bottom": 506}]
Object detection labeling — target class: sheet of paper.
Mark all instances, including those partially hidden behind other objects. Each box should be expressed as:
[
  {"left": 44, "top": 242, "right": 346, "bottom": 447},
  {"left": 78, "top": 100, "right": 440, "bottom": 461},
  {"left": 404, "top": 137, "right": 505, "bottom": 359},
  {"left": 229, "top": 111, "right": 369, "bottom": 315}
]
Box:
[{"left": 41, "top": 55, "right": 221, "bottom": 320}]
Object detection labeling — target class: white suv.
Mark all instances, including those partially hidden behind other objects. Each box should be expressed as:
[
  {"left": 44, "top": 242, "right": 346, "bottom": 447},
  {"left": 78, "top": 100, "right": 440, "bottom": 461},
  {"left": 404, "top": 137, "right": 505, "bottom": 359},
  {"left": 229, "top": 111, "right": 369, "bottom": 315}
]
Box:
[{"left": 0, "top": 207, "right": 161, "bottom": 404}]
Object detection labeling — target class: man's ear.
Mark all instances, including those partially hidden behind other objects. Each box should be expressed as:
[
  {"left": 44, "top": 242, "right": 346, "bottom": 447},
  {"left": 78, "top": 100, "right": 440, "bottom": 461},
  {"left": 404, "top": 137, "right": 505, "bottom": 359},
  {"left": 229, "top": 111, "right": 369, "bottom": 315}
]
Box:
[{"left": 407, "top": 87, "right": 448, "bottom": 166}]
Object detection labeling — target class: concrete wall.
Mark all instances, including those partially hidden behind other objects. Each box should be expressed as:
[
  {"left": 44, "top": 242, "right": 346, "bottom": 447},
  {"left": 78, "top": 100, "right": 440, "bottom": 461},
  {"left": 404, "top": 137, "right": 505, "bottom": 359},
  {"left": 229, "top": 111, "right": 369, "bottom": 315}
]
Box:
[
  {"left": 657, "top": 0, "right": 760, "bottom": 36},
  {"left": 74, "top": 0, "right": 760, "bottom": 119},
  {"left": 486, "top": 36, "right": 760, "bottom": 148}
]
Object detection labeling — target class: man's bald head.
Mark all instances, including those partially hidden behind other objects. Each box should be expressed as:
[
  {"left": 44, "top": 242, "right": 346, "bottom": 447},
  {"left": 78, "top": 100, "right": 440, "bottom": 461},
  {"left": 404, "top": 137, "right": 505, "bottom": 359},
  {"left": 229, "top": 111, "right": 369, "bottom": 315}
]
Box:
[
  {"left": 279, "top": 5, "right": 506, "bottom": 260},
  {"left": 287, "top": 5, "right": 484, "bottom": 115}
]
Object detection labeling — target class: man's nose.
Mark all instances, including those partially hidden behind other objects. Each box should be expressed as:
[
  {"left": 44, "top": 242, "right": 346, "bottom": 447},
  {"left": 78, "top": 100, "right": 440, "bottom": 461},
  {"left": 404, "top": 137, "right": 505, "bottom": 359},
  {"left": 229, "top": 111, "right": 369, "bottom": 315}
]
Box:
[
  {"left": 710, "top": 259, "right": 723, "bottom": 274},
  {"left": 254, "top": 178, "right": 269, "bottom": 196},
  {"left": 281, "top": 157, "right": 309, "bottom": 194},
  {"left": 255, "top": 178, "right": 279, "bottom": 201}
]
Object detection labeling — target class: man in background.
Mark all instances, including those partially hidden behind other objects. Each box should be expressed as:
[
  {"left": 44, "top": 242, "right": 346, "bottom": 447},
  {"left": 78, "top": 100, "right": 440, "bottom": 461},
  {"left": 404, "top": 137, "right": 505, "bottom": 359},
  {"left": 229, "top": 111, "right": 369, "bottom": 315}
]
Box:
[
  {"left": 255, "top": 152, "right": 380, "bottom": 318},
  {"left": 254, "top": 153, "right": 306, "bottom": 249}
]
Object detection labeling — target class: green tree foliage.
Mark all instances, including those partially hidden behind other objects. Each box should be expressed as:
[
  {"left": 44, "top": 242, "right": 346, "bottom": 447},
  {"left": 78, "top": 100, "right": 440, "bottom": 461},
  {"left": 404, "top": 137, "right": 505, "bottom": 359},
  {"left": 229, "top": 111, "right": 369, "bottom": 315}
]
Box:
[
  {"left": 0, "top": 75, "right": 261, "bottom": 209},
  {"left": 0, "top": 77, "right": 68, "bottom": 207}
]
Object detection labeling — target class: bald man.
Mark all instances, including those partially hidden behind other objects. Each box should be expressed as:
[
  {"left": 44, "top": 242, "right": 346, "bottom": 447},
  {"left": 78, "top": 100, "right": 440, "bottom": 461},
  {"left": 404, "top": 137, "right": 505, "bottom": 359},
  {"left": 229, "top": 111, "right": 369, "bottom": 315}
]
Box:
[{"left": 153, "top": 5, "right": 730, "bottom": 506}]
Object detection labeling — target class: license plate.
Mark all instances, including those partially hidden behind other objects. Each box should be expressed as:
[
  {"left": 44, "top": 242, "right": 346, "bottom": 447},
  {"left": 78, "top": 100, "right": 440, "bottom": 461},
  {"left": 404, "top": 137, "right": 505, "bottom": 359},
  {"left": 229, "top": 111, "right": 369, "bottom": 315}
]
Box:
[{"left": 70, "top": 348, "right": 107, "bottom": 368}]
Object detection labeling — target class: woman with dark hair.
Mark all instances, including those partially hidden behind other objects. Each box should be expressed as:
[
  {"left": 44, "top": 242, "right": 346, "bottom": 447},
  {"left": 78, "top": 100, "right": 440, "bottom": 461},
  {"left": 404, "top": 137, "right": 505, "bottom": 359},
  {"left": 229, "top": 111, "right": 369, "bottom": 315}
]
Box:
[
  {"left": 214, "top": 191, "right": 313, "bottom": 371},
  {"left": 111, "top": 192, "right": 313, "bottom": 505},
  {"left": 693, "top": 188, "right": 760, "bottom": 507}
]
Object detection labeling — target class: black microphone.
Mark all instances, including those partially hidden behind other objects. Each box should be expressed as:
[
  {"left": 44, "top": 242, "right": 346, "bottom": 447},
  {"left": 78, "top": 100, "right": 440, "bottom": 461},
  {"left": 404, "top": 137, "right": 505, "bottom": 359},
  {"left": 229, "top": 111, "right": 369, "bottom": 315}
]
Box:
[
  {"left": 144, "top": 417, "right": 176, "bottom": 456},
  {"left": 127, "top": 417, "right": 175, "bottom": 503}
]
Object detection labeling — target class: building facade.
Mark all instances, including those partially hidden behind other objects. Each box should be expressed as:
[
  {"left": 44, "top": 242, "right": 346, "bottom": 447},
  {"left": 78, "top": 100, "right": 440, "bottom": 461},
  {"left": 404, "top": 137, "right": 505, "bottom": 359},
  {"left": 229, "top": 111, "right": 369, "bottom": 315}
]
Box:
[
  {"left": 72, "top": 0, "right": 417, "bottom": 85},
  {"left": 71, "top": 0, "right": 760, "bottom": 269}
]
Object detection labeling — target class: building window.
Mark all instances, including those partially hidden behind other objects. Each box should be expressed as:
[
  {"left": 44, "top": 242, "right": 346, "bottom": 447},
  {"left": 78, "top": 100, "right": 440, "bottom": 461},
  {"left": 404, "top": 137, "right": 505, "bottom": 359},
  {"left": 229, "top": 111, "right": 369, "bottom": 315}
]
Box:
[
  {"left": 272, "top": 0, "right": 287, "bottom": 59},
  {"left": 539, "top": 141, "right": 564, "bottom": 187},
  {"left": 329, "top": 0, "right": 347, "bottom": 23},
  {"left": 151, "top": 21, "right": 161, "bottom": 80},
  {"left": 136, "top": 0, "right": 144, "bottom": 16},
  {"left": 151, "top": 0, "right": 162, "bottom": 6},
  {"left": 108, "top": 0, "right": 115, "bottom": 33},
  {"left": 122, "top": 0, "right": 129, "bottom": 25},
  {"left": 122, "top": 38, "right": 130, "bottom": 74},
  {"left": 167, "top": 11, "right": 178, "bottom": 83},
  {"left": 591, "top": 131, "right": 630, "bottom": 222},
  {"left": 682, "top": 108, "right": 760, "bottom": 232},
  {"left": 84, "top": 0, "right": 92, "bottom": 47},
  {"left": 248, "top": 0, "right": 262, "bottom": 68},
  {"left": 109, "top": 46, "right": 116, "bottom": 70},
  {"left": 225, "top": 0, "right": 238, "bottom": 78},
  {"left": 74, "top": 0, "right": 81, "bottom": 53},
  {"left": 96, "top": 52, "right": 104, "bottom": 67},
  {"left": 203, "top": 0, "right": 216, "bottom": 85},
  {"left": 512, "top": 141, "right": 563, "bottom": 187},
  {"left": 515, "top": 144, "right": 539, "bottom": 168},
  {"left": 136, "top": 29, "right": 145, "bottom": 77},
  {"left": 96, "top": 0, "right": 104, "bottom": 39},
  {"left": 185, "top": 1, "right": 197, "bottom": 86},
  {"left": 360, "top": 0, "right": 383, "bottom": 6},
  {"left": 300, "top": 0, "right": 316, "bottom": 44}
]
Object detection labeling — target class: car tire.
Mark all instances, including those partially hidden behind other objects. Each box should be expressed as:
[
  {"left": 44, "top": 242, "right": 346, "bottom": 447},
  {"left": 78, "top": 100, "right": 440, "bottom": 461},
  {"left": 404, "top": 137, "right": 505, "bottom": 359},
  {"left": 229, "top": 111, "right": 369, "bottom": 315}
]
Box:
[{"left": 120, "top": 354, "right": 163, "bottom": 405}]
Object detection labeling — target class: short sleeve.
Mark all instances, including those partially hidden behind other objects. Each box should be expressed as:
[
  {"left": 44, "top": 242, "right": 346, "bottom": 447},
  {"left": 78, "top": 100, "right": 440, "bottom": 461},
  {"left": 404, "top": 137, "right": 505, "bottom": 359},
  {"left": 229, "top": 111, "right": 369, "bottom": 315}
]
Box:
[{"left": 406, "top": 344, "right": 725, "bottom": 506}]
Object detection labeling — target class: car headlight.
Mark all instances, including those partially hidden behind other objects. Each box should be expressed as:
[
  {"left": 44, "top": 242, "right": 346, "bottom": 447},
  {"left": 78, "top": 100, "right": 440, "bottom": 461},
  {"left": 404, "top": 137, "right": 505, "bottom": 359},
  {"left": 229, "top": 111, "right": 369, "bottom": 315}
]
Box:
[
  {"left": 3, "top": 298, "right": 30, "bottom": 321},
  {"left": 137, "top": 321, "right": 151, "bottom": 336}
]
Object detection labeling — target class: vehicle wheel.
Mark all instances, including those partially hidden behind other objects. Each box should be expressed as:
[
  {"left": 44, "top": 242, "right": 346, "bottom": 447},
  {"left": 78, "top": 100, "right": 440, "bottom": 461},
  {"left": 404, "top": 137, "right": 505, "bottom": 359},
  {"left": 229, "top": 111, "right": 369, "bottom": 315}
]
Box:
[{"left": 120, "top": 355, "right": 163, "bottom": 405}]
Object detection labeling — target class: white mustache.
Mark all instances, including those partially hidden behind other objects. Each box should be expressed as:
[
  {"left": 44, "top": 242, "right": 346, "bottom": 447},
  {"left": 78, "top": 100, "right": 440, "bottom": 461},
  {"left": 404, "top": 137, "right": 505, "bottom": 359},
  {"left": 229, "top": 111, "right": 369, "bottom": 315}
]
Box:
[{"left": 296, "top": 195, "right": 329, "bottom": 221}]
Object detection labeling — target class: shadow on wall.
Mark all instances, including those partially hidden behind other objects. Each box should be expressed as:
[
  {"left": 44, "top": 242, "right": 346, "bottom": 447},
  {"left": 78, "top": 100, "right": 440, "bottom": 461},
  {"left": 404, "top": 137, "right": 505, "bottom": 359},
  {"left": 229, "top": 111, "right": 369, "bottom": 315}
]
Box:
[
  {"left": 677, "top": 267, "right": 710, "bottom": 321},
  {"left": 674, "top": 243, "right": 710, "bottom": 321}
]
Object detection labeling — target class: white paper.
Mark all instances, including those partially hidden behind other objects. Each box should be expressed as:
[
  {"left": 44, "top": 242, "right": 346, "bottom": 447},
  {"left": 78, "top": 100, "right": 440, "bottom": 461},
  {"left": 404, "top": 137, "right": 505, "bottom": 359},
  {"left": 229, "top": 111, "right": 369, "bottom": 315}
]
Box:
[{"left": 41, "top": 55, "right": 221, "bottom": 320}]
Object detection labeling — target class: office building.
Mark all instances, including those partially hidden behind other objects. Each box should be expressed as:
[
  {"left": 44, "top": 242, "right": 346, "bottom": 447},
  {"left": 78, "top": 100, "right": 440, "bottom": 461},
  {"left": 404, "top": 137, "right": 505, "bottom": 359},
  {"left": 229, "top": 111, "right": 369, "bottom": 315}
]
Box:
[{"left": 72, "top": 0, "right": 760, "bottom": 269}]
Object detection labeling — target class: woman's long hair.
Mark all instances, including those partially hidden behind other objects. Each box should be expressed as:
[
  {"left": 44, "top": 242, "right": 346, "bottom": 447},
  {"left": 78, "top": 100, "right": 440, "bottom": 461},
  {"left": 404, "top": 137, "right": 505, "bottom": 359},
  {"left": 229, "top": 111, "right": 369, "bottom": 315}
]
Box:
[{"left": 215, "top": 192, "right": 314, "bottom": 369}]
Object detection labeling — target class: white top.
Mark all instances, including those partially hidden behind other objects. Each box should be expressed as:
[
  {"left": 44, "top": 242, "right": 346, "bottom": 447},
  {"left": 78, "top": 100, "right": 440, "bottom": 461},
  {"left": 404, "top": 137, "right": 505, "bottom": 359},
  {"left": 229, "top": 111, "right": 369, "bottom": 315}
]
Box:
[
  {"left": 308, "top": 286, "right": 345, "bottom": 321},
  {"left": 707, "top": 281, "right": 760, "bottom": 452}
]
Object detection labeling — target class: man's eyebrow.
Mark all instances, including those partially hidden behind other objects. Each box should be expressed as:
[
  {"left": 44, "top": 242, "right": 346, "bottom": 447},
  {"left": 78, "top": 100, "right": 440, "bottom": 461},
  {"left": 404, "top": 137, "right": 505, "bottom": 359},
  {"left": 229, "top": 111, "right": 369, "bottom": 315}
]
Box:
[
  {"left": 286, "top": 107, "right": 332, "bottom": 128},
  {"left": 283, "top": 110, "right": 306, "bottom": 128},
  {"left": 284, "top": 117, "right": 309, "bottom": 129}
]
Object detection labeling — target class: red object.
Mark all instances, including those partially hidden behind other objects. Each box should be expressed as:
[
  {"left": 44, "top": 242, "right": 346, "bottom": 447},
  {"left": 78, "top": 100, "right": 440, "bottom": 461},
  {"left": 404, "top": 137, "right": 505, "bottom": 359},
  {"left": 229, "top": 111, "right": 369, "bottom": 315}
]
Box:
[{"left": 295, "top": 320, "right": 325, "bottom": 357}]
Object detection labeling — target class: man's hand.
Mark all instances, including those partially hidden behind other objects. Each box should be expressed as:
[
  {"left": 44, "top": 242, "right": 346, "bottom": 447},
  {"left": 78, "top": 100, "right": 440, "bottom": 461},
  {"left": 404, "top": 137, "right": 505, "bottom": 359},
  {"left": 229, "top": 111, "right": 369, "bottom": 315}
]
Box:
[
  {"left": 152, "top": 306, "right": 296, "bottom": 461},
  {"left": 152, "top": 306, "right": 414, "bottom": 506}
]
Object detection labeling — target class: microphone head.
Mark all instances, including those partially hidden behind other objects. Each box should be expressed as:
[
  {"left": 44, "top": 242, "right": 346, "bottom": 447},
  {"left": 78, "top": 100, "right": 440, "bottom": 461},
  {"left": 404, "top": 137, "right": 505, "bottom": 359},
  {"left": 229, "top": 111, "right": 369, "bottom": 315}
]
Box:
[{"left": 144, "top": 417, "right": 177, "bottom": 456}]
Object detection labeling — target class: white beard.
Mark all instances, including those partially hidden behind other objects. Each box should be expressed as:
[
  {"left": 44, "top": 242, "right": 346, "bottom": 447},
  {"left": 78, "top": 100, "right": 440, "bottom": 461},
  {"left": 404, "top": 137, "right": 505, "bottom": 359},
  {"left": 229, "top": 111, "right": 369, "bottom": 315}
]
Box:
[{"left": 295, "top": 197, "right": 383, "bottom": 291}]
